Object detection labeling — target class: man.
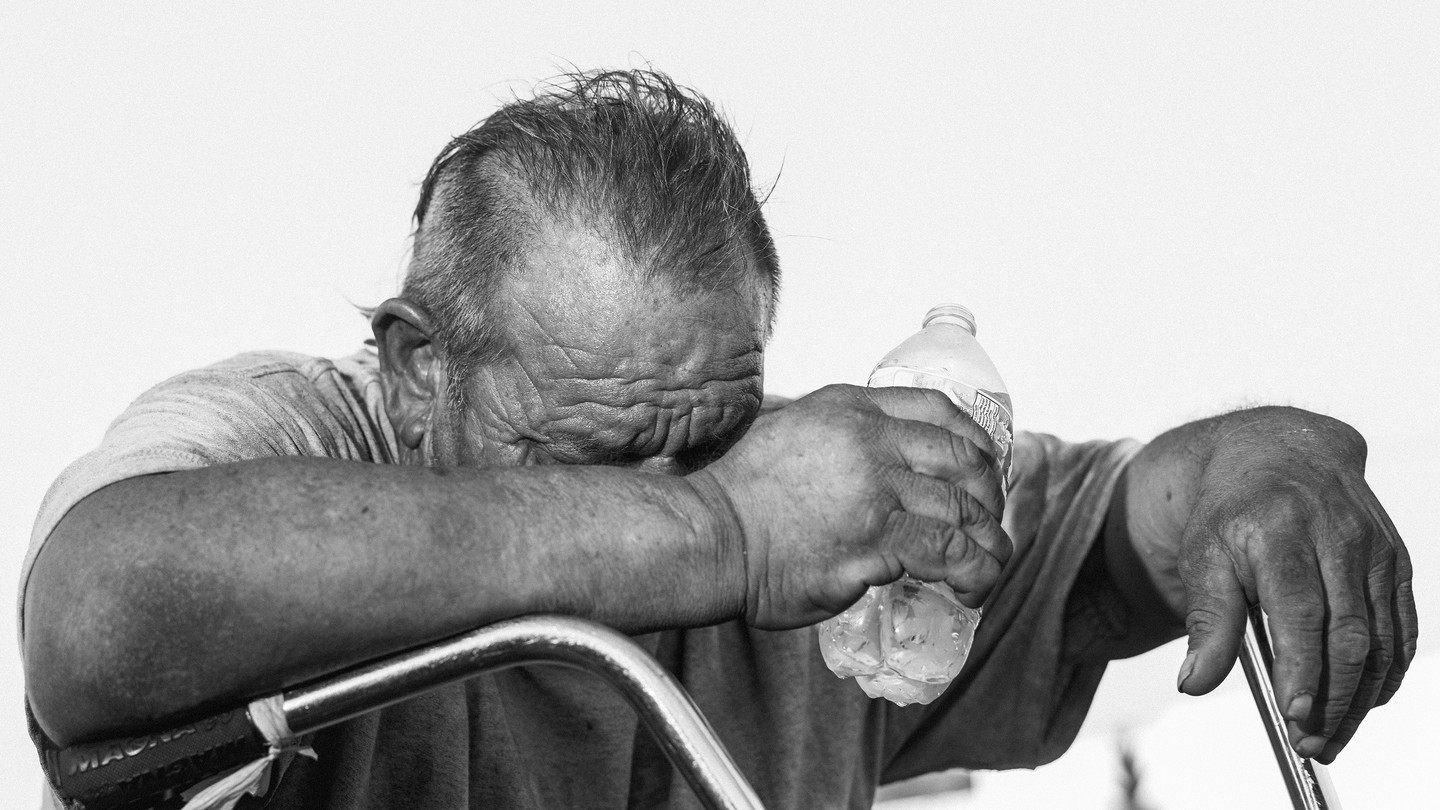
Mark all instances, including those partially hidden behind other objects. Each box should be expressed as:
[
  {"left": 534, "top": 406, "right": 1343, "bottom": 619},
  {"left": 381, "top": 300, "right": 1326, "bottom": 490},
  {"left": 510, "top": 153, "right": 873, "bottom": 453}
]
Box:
[{"left": 22, "top": 70, "right": 1415, "bottom": 808}]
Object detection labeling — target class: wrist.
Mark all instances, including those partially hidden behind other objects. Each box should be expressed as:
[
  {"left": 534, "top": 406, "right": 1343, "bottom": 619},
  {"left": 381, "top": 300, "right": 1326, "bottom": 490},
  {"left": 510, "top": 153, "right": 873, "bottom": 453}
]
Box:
[
  {"left": 1100, "top": 472, "right": 1187, "bottom": 652},
  {"left": 681, "top": 470, "right": 751, "bottom": 624}
]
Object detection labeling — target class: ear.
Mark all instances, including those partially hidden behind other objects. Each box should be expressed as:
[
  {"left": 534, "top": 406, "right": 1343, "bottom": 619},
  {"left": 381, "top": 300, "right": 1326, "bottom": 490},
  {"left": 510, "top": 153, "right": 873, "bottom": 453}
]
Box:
[{"left": 371, "top": 298, "right": 445, "bottom": 450}]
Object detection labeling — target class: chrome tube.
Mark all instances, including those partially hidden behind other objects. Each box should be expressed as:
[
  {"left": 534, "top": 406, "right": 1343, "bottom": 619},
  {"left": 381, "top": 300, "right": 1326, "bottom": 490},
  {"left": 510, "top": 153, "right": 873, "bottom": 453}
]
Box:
[
  {"left": 280, "top": 615, "right": 765, "bottom": 810},
  {"left": 1239, "top": 607, "right": 1343, "bottom": 810}
]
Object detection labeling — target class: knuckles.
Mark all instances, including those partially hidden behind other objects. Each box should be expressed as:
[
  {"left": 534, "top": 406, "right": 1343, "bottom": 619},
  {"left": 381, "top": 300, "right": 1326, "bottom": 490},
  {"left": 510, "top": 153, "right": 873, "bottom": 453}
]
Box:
[
  {"left": 917, "top": 521, "right": 965, "bottom": 569},
  {"left": 1210, "top": 474, "right": 1378, "bottom": 559},
  {"left": 1368, "top": 645, "right": 1395, "bottom": 677},
  {"left": 1216, "top": 481, "right": 1317, "bottom": 541},
  {"left": 911, "top": 386, "right": 959, "bottom": 414},
  {"left": 1181, "top": 601, "right": 1231, "bottom": 638},
  {"left": 955, "top": 436, "right": 992, "bottom": 477},
  {"left": 1272, "top": 599, "right": 1328, "bottom": 632},
  {"left": 1327, "top": 614, "right": 1374, "bottom": 661}
]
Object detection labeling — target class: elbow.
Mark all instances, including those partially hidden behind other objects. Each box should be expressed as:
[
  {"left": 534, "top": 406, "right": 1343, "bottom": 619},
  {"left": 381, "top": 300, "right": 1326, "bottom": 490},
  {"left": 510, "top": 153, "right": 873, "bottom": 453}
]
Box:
[
  {"left": 24, "top": 616, "right": 106, "bottom": 748},
  {"left": 25, "top": 560, "right": 120, "bottom": 746},
  {"left": 23, "top": 512, "right": 194, "bottom": 747}
]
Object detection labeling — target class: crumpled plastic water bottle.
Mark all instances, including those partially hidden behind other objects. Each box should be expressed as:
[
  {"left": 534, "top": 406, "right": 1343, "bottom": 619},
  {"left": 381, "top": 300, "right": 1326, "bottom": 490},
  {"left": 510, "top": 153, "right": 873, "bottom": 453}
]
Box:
[{"left": 818, "top": 303, "right": 1013, "bottom": 706}]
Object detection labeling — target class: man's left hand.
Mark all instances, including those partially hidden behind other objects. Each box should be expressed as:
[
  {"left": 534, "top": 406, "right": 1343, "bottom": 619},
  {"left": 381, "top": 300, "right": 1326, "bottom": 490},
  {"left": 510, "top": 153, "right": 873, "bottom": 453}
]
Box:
[{"left": 1119, "top": 406, "right": 1417, "bottom": 763}]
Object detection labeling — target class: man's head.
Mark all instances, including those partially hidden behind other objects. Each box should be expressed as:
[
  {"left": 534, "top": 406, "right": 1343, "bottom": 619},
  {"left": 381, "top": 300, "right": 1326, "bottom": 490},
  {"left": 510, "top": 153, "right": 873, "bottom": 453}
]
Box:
[{"left": 373, "top": 69, "right": 779, "bottom": 474}]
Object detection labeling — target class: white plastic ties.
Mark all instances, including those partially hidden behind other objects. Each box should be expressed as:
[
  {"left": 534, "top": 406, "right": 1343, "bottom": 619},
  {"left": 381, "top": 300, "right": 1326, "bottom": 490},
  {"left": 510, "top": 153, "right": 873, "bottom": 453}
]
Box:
[{"left": 178, "top": 695, "right": 316, "bottom": 810}]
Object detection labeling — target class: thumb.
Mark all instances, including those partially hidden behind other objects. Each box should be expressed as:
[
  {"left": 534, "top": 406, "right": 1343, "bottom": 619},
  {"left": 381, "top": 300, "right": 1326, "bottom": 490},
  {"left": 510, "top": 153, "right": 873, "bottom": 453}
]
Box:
[{"left": 1177, "top": 537, "right": 1249, "bottom": 695}]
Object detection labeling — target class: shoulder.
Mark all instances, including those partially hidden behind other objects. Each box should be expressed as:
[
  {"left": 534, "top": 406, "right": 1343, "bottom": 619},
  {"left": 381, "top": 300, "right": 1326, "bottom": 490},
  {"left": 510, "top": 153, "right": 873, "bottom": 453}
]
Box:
[
  {"left": 181, "top": 348, "right": 381, "bottom": 399},
  {"left": 137, "top": 348, "right": 384, "bottom": 431},
  {"left": 32, "top": 346, "right": 397, "bottom": 545},
  {"left": 20, "top": 347, "right": 395, "bottom": 648}
]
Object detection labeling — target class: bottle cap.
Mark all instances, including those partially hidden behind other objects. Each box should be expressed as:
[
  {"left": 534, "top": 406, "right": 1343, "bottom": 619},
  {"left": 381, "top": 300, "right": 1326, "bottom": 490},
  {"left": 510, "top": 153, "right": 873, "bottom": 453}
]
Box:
[{"left": 923, "top": 304, "right": 977, "bottom": 335}]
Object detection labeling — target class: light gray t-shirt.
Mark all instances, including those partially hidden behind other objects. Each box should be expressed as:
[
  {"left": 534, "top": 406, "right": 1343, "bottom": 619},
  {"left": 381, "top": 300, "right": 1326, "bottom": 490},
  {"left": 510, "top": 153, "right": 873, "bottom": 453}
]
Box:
[
  {"left": 22, "top": 349, "right": 1142, "bottom": 809},
  {"left": 21, "top": 349, "right": 397, "bottom": 634}
]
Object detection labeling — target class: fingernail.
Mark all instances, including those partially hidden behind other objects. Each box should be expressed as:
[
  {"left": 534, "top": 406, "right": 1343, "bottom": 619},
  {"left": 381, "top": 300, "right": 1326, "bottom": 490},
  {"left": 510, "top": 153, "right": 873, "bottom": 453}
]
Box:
[
  {"left": 1286, "top": 692, "right": 1313, "bottom": 721},
  {"left": 1176, "top": 652, "right": 1197, "bottom": 693}
]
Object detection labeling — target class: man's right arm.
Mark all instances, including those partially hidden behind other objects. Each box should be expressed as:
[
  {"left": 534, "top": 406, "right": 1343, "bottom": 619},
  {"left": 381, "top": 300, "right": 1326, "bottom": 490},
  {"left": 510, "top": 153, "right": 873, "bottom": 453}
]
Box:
[
  {"left": 23, "top": 385, "right": 1010, "bottom": 750},
  {"left": 24, "top": 457, "right": 746, "bottom": 748}
]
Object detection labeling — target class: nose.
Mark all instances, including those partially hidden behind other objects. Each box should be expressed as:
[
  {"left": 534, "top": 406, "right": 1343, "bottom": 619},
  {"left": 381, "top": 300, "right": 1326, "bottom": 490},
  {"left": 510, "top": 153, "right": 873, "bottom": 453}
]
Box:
[{"left": 635, "top": 455, "right": 688, "bottom": 477}]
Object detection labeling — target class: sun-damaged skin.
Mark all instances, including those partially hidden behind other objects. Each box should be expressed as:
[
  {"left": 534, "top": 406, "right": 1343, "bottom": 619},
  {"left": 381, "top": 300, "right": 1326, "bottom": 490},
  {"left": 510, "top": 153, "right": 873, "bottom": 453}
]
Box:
[
  {"left": 22, "top": 221, "right": 1013, "bottom": 748},
  {"left": 1106, "top": 408, "right": 1415, "bottom": 764},
  {"left": 405, "top": 220, "right": 775, "bottom": 475},
  {"left": 22, "top": 216, "right": 1415, "bottom": 765},
  {"left": 380, "top": 220, "right": 1013, "bottom": 624}
]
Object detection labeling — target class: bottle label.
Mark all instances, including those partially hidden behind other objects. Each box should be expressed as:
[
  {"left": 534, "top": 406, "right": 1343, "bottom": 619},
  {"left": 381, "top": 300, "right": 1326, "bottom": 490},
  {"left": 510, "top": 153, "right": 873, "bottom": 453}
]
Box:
[{"left": 870, "top": 368, "right": 1013, "bottom": 481}]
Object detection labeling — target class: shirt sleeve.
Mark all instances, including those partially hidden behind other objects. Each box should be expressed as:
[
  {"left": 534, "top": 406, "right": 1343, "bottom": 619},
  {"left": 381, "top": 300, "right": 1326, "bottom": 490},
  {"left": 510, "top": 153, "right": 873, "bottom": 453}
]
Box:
[
  {"left": 17, "top": 351, "right": 392, "bottom": 647},
  {"left": 880, "top": 431, "right": 1144, "bottom": 778}
]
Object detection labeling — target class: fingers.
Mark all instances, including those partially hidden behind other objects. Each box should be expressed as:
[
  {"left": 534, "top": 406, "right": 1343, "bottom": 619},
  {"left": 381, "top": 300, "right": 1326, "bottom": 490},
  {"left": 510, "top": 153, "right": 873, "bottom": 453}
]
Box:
[
  {"left": 1316, "top": 498, "right": 1413, "bottom": 763},
  {"left": 1310, "top": 558, "right": 1390, "bottom": 763},
  {"left": 1373, "top": 500, "right": 1417, "bottom": 706},
  {"left": 879, "top": 507, "right": 1008, "bottom": 608},
  {"left": 857, "top": 386, "right": 1015, "bottom": 608},
  {"left": 1176, "top": 527, "right": 1249, "bottom": 696},
  {"left": 1385, "top": 571, "right": 1417, "bottom": 703},
  {"left": 1254, "top": 525, "right": 1348, "bottom": 759},
  {"left": 863, "top": 386, "right": 1002, "bottom": 465},
  {"left": 885, "top": 417, "right": 1006, "bottom": 520},
  {"left": 1247, "top": 483, "right": 1409, "bottom": 763},
  {"left": 1165, "top": 412, "right": 1414, "bottom": 766}
]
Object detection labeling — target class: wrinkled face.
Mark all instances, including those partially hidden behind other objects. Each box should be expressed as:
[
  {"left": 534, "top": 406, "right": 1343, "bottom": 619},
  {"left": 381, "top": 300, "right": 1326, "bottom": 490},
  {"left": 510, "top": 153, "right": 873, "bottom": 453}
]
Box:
[{"left": 425, "top": 221, "right": 768, "bottom": 475}]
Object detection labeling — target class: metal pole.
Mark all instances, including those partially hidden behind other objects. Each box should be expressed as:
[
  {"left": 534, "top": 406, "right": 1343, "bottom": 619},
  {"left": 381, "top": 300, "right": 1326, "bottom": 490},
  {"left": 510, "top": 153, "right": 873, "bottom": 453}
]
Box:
[
  {"left": 280, "top": 615, "right": 765, "bottom": 810},
  {"left": 1239, "top": 607, "right": 1343, "bottom": 810}
]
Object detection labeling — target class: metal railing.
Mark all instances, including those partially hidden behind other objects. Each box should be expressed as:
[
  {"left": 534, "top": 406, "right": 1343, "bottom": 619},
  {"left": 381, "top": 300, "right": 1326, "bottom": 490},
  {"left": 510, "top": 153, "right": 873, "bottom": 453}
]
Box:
[
  {"left": 46, "top": 615, "right": 764, "bottom": 810},
  {"left": 48, "top": 610, "right": 1334, "bottom": 809},
  {"left": 1240, "top": 607, "right": 1343, "bottom": 809},
  {"left": 283, "top": 615, "right": 764, "bottom": 810}
]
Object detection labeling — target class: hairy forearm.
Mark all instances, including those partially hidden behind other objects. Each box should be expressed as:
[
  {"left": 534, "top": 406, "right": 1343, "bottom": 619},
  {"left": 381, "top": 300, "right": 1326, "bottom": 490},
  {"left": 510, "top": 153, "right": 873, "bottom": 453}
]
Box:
[{"left": 24, "top": 457, "right": 744, "bottom": 746}]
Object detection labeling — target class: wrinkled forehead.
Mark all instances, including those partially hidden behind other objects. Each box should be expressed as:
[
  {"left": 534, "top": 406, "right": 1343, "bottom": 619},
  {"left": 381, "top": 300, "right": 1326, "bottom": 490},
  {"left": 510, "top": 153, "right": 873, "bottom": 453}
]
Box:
[{"left": 500, "top": 218, "right": 769, "bottom": 372}]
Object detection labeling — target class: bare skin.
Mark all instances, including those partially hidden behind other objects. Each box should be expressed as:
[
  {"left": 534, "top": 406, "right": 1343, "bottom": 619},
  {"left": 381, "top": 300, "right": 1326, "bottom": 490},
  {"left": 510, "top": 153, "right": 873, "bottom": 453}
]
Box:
[
  {"left": 1106, "top": 408, "right": 1415, "bottom": 763},
  {"left": 23, "top": 218, "right": 1416, "bottom": 766},
  {"left": 23, "top": 222, "right": 1011, "bottom": 746}
]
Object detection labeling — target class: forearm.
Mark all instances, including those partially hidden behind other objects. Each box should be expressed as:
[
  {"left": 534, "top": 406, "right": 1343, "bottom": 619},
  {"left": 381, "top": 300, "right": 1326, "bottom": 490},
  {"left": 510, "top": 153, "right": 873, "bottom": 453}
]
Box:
[
  {"left": 24, "top": 456, "right": 743, "bottom": 745},
  {"left": 1068, "top": 411, "right": 1232, "bottom": 661},
  {"left": 1066, "top": 467, "right": 1187, "bottom": 661}
]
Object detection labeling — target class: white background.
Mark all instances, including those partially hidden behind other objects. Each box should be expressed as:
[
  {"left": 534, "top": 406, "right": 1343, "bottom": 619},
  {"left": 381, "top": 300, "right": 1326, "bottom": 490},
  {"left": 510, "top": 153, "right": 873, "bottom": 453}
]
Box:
[{"left": 2, "top": 3, "right": 1435, "bottom": 807}]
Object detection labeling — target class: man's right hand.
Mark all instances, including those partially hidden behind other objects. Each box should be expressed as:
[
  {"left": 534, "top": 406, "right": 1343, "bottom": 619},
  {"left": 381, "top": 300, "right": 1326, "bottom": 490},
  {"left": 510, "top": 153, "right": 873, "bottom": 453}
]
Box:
[
  {"left": 691, "top": 384, "right": 1011, "bottom": 630},
  {"left": 25, "top": 382, "right": 1005, "bottom": 746}
]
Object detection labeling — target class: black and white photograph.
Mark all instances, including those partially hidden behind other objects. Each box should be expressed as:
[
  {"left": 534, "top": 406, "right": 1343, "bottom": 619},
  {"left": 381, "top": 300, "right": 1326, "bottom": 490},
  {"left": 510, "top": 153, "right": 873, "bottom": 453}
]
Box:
[{"left": 2, "top": 4, "right": 1434, "bottom": 808}]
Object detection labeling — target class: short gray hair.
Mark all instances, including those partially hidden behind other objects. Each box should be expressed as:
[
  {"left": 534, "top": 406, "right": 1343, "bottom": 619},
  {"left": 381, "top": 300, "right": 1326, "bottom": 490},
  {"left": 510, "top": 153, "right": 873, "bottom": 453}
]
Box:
[{"left": 404, "top": 68, "right": 781, "bottom": 395}]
